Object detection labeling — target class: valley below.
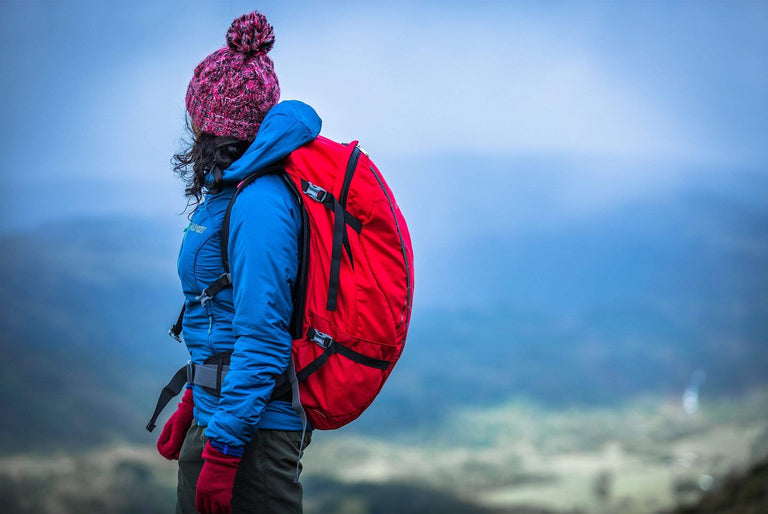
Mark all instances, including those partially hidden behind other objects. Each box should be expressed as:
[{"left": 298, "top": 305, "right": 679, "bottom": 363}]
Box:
[{"left": 2, "top": 390, "right": 766, "bottom": 514}]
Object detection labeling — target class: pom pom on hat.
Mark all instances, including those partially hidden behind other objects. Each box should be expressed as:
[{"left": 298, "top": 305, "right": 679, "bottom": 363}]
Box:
[
  {"left": 185, "top": 10, "right": 280, "bottom": 141},
  {"left": 226, "top": 11, "right": 275, "bottom": 56}
]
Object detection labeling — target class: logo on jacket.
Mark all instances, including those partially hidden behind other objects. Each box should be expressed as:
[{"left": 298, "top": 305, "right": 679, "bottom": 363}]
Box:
[{"left": 188, "top": 223, "right": 207, "bottom": 234}]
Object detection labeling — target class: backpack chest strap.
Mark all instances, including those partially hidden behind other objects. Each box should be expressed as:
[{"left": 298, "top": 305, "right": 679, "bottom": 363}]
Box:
[{"left": 196, "top": 273, "right": 232, "bottom": 307}]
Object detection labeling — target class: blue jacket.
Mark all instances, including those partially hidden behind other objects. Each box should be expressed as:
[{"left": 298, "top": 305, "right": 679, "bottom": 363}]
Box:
[{"left": 177, "top": 101, "right": 321, "bottom": 451}]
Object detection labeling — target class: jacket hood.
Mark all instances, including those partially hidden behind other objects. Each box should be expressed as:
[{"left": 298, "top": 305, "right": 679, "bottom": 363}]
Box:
[{"left": 221, "top": 100, "right": 321, "bottom": 183}]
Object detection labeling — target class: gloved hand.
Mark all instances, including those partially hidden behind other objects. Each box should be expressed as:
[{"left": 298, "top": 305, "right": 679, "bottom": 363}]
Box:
[
  {"left": 196, "top": 441, "right": 242, "bottom": 514},
  {"left": 156, "top": 388, "right": 194, "bottom": 460}
]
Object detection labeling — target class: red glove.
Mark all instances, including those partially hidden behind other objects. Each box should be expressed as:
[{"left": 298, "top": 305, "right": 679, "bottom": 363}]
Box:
[
  {"left": 196, "top": 441, "right": 242, "bottom": 514},
  {"left": 156, "top": 388, "right": 194, "bottom": 460}
]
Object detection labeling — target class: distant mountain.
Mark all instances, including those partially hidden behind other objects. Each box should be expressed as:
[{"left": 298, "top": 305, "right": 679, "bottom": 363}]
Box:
[
  {"left": 1, "top": 165, "right": 766, "bottom": 449},
  {"left": 0, "top": 216, "right": 189, "bottom": 451}
]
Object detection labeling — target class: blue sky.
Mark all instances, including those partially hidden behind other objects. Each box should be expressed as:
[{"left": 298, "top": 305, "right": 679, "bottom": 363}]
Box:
[{"left": 0, "top": 1, "right": 766, "bottom": 264}]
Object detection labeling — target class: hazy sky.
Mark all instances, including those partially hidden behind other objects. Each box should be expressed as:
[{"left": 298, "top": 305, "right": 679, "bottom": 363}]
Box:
[{"left": 0, "top": 1, "right": 766, "bottom": 244}]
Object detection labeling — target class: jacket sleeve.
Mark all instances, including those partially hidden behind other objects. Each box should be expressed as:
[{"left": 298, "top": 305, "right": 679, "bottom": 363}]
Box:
[{"left": 204, "top": 173, "right": 300, "bottom": 447}]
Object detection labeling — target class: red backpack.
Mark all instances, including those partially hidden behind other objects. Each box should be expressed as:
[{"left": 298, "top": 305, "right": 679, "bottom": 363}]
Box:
[
  {"left": 226, "top": 137, "right": 413, "bottom": 430},
  {"left": 148, "top": 137, "right": 413, "bottom": 432}
]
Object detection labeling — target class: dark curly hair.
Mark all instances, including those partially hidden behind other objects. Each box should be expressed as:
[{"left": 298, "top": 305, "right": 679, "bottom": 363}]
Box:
[{"left": 172, "top": 119, "right": 251, "bottom": 212}]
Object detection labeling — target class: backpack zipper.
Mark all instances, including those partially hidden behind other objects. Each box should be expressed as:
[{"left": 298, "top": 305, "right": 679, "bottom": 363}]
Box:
[{"left": 368, "top": 165, "right": 412, "bottom": 331}]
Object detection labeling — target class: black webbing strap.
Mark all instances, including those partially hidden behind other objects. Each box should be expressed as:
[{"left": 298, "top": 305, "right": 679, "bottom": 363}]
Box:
[
  {"left": 339, "top": 209, "right": 360, "bottom": 272},
  {"left": 169, "top": 305, "right": 185, "bottom": 342},
  {"left": 304, "top": 327, "right": 390, "bottom": 370},
  {"left": 196, "top": 273, "right": 231, "bottom": 306},
  {"left": 270, "top": 328, "right": 391, "bottom": 399},
  {"left": 299, "top": 180, "right": 362, "bottom": 233},
  {"left": 168, "top": 273, "right": 231, "bottom": 343},
  {"left": 299, "top": 179, "right": 362, "bottom": 311},
  {"left": 271, "top": 346, "right": 334, "bottom": 400},
  {"left": 284, "top": 175, "right": 310, "bottom": 340},
  {"left": 343, "top": 210, "right": 362, "bottom": 233},
  {"left": 313, "top": 188, "right": 359, "bottom": 271},
  {"left": 338, "top": 146, "right": 362, "bottom": 268},
  {"left": 326, "top": 146, "right": 361, "bottom": 310},
  {"left": 146, "top": 364, "right": 189, "bottom": 432},
  {"left": 333, "top": 341, "right": 391, "bottom": 370},
  {"left": 220, "top": 164, "right": 286, "bottom": 273},
  {"left": 271, "top": 373, "right": 292, "bottom": 402},
  {"left": 326, "top": 197, "right": 346, "bottom": 311}
]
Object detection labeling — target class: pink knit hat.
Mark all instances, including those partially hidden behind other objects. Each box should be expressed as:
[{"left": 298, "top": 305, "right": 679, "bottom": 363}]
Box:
[{"left": 185, "top": 11, "right": 280, "bottom": 140}]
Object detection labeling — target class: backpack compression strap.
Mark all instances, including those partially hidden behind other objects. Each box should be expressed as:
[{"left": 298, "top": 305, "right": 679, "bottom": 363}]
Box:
[
  {"left": 299, "top": 179, "right": 362, "bottom": 310},
  {"left": 298, "top": 145, "right": 362, "bottom": 310},
  {"left": 270, "top": 327, "right": 391, "bottom": 399}
]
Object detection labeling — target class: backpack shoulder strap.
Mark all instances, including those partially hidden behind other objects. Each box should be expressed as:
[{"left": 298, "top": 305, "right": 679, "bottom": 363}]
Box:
[
  {"left": 220, "top": 164, "right": 308, "bottom": 339},
  {"left": 220, "top": 164, "right": 286, "bottom": 272}
]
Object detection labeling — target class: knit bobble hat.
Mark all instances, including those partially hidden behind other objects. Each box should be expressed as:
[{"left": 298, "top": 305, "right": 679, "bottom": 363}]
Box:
[{"left": 185, "top": 11, "right": 280, "bottom": 141}]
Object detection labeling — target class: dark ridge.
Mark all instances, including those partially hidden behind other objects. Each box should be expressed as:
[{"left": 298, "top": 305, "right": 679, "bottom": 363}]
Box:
[{"left": 671, "top": 457, "right": 768, "bottom": 514}]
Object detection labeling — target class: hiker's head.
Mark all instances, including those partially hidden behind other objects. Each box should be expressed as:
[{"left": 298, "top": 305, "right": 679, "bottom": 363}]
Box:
[
  {"left": 173, "top": 124, "right": 250, "bottom": 208},
  {"left": 186, "top": 11, "right": 280, "bottom": 141},
  {"left": 174, "top": 11, "right": 279, "bottom": 211}
]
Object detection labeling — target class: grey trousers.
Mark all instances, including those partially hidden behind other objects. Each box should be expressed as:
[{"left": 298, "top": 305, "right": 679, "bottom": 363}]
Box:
[{"left": 176, "top": 424, "right": 311, "bottom": 514}]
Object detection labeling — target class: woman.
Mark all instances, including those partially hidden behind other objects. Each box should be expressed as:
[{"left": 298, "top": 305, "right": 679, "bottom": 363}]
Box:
[{"left": 154, "top": 11, "right": 320, "bottom": 514}]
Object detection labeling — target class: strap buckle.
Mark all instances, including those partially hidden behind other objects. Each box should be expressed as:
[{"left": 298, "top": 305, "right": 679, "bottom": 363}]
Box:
[
  {"left": 196, "top": 273, "right": 232, "bottom": 307},
  {"left": 308, "top": 328, "right": 334, "bottom": 349},
  {"left": 185, "top": 361, "right": 195, "bottom": 382},
  {"left": 168, "top": 327, "right": 183, "bottom": 343},
  {"left": 195, "top": 291, "right": 212, "bottom": 307},
  {"left": 302, "top": 181, "right": 328, "bottom": 202}
]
